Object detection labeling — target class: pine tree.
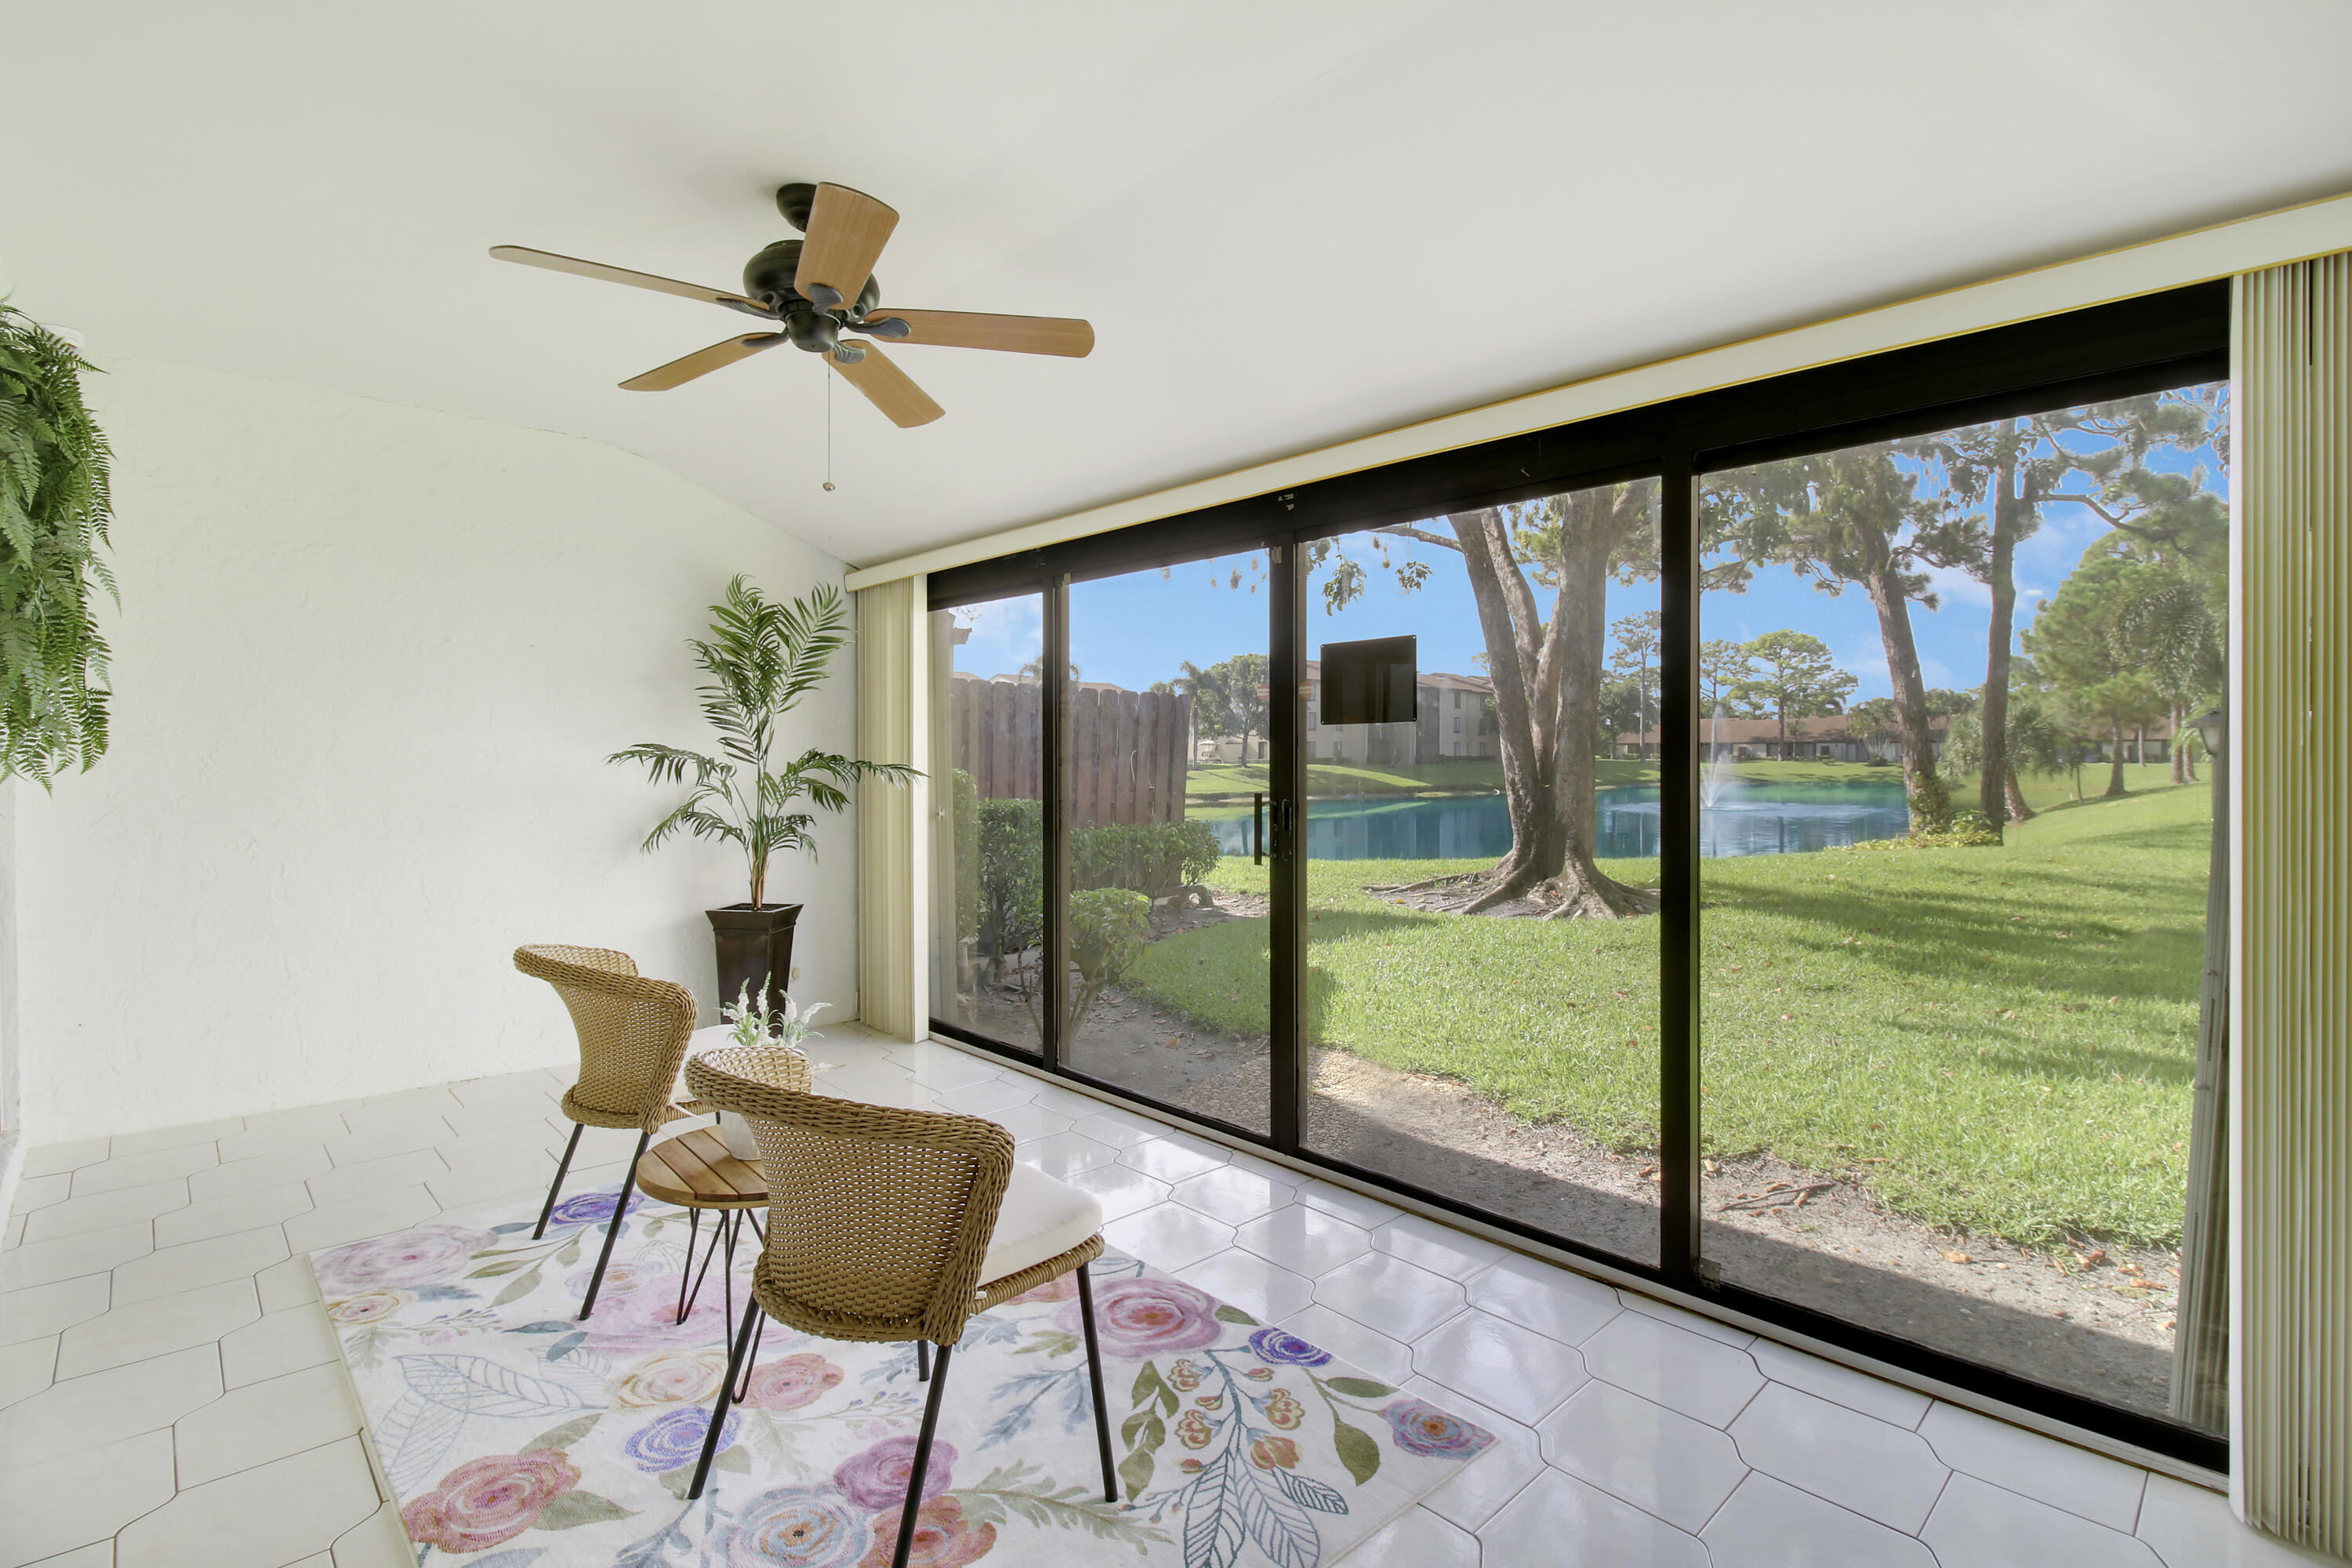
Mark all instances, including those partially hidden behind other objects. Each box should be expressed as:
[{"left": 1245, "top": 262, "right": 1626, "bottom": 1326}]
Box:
[{"left": 1737, "top": 631, "right": 1857, "bottom": 757}]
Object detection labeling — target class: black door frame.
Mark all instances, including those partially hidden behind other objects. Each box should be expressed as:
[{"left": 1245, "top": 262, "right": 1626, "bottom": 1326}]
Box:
[{"left": 927, "top": 281, "right": 2230, "bottom": 1471}]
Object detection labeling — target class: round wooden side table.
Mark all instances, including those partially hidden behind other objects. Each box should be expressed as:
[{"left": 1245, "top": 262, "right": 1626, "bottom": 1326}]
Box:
[{"left": 635, "top": 1126, "right": 768, "bottom": 1335}]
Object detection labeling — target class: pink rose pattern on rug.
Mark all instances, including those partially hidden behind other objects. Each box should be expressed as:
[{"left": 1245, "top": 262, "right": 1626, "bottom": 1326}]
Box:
[
  {"left": 402, "top": 1448, "right": 583, "bottom": 1552},
  {"left": 314, "top": 1186, "right": 1493, "bottom": 1565}
]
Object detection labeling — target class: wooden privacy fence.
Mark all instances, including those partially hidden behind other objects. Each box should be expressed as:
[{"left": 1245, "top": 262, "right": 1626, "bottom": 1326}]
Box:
[
  {"left": 949, "top": 675, "right": 1046, "bottom": 802},
  {"left": 949, "top": 675, "right": 1190, "bottom": 825}
]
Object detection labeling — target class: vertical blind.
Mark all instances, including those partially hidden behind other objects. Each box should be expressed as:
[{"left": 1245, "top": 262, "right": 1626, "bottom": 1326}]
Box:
[
  {"left": 855, "top": 575, "right": 927, "bottom": 1040},
  {"left": 2239, "top": 252, "right": 2352, "bottom": 1552}
]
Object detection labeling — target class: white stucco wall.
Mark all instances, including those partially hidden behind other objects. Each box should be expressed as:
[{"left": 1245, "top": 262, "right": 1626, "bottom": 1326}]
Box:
[{"left": 12, "top": 358, "right": 858, "bottom": 1143}]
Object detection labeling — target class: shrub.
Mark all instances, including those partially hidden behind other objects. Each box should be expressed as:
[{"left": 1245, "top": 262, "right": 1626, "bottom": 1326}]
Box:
[
  {"left": 951, "top": 769, "right": 979, "bottom": 941},
  {"left": 1071, "top": 818, "right": 1221, "bottom": 900},
  {"left": 1033, "top": 887, "right": 1151, "bottom": 1040},
  {"left": 1837, "top": 808, "right": 2003, "bottom": 851},
  {"left": 975, "top": 796, "right": 1044, "bottom": 974}
]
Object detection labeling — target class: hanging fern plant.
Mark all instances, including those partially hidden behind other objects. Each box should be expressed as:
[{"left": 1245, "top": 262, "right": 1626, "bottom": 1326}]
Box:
[{"left": 0, "top": 301, "right": 116, "bottom": 785}]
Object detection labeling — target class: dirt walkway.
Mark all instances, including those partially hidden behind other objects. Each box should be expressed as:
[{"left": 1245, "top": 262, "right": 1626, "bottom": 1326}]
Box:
[
  {"left": 1306, "top": 1050, "right": 2181, "bottom": 1415},
  {"left": 963, "top": 887, "right": 2191, "bottom": 1422}
]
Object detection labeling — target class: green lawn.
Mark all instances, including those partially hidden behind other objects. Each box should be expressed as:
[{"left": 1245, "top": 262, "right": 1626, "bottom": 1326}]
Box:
[{"left": 1127, "top": 775, "right": 2212, "bottom": 1250}]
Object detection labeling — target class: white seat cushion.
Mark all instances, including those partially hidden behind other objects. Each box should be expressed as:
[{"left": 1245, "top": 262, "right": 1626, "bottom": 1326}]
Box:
[{"left": 979, "top": 1162, "right": 1103, "bottom": 1287}]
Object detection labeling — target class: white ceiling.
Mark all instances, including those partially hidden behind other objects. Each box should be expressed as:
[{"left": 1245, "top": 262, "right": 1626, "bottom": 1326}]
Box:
[{"left": 7, "top": 1, "right": 2350, "bottom": 569}]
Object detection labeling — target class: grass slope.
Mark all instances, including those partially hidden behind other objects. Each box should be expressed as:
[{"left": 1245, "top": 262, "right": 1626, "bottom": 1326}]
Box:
[{"left": 1127, "top": 774, "right": 2211, "bottom": 1249}]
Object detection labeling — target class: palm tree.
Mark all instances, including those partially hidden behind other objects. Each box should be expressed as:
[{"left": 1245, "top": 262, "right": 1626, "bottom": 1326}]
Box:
[
  {"left": 611, "top": 577, "right": 916, "bottom": 908},
  {"left": 1943, "top": 692, "right": 2067, "bottom": 820},
  {"left": 1174, "top": 659, "right": 1216, "bottom": 761}
]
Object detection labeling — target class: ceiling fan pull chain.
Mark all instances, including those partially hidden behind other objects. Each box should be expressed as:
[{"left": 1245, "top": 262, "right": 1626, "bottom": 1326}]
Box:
[{"left": 823, "top": 372, "right": 836, "bottom": 492}]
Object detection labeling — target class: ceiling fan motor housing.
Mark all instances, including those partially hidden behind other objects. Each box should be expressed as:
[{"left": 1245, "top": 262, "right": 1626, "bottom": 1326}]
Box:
[{"left": 742, "top": 239, "right": 881, "bottom": 343}]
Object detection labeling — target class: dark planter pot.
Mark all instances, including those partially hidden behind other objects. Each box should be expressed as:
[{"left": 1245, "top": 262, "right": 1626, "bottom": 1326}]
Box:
[{"left": 707, "top": 903, "right": 801, "bottom": 1019}]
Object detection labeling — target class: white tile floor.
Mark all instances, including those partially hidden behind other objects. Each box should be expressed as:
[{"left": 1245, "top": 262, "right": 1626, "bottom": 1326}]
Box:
[{"left": 0, "top": 1027, "right": 2331, "bottom": 1567}]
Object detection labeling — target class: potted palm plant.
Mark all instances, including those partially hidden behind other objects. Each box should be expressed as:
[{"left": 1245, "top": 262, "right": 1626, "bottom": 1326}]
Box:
[{"left": 612, "top": 576, "right": 915, "bottom": 1018}]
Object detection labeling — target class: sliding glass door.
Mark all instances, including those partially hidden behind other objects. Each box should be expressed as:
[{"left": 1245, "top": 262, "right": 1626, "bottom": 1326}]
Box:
[
  {"left": 1695, "top": 382, "right": 2232, "bottom": 1437},
  {"left": 928, "top": 593, "right": 1047, "bottom": 1055},
  {"left": 924, "top": 283, "right": 2231, "bottom": 1468},
  {"left": 1298, "top": 490, "right": 1663, "bottom": 1263},
  {"left": 1061, "top": 550, "right": 1274, "bottom": 1135}
]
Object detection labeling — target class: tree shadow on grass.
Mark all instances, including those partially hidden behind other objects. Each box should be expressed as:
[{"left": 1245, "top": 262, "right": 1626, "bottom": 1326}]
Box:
[
  {"left": 1711, "top": 874, "right": 2207, "bottom": 1004},
  {"left": 1853, "top": 1014, "right": 2193, "bottom": 1088}
]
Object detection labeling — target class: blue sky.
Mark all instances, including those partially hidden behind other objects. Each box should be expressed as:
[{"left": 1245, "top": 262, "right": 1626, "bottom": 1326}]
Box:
[{"left": 953, "top": 386, "right": 2228, "bottom": 702}]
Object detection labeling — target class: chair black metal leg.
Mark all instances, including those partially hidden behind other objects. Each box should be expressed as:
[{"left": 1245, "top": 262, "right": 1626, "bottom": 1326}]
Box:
[
  {"left": 532, "top": 1122, "right": 584, "bottom": 1240},
  {"left": 732, "top": 1306, "right": 765, "bottom": 1403},
  {"left": 687, "top": 1292, "right": 763, "bottom": 1501},
  {"left": 1075, "top": 1265, "right": 1117, "bottom": 1503},
  {"left": 916, "top": 1340, "right": 931, "bottom": 1382},
  {"left": 576, "top": 1130, "right": 650, "bottom": 1320},
  {"left": 675, "top": 1207, "right": 702, "bottom": 1324},
  {"left": 892, "top": 1345, "right": 953, "bottom": 1568}
]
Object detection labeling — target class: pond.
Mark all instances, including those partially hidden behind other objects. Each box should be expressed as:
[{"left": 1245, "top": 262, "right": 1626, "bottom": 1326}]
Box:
[{"left": 1207, "top": 782, "right": 1911, "bottom": 861}]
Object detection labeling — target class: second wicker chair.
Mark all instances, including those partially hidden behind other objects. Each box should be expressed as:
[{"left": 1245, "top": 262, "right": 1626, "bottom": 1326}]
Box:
[{"left": 681, "top": 1044, "right": 1117, "bottom": 1568}]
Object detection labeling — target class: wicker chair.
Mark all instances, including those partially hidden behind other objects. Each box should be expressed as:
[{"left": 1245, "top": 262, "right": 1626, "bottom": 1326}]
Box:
[
  {"left": 681, "top": 1044, "right": 1116, "bottom": 1567},
  {"left": 513, "top": 943, "right": 708, "bottom": 1319}
]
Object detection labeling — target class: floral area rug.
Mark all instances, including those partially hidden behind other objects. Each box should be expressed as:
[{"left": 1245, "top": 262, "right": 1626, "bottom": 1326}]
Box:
[{"left": 313, "top": 1185, "right": 1495, "bottom": 1566}]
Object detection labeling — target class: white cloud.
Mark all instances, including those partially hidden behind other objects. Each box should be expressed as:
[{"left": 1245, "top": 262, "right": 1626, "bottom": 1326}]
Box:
[
  {"left": 952, "top": 594, "right": 1043, "bottom": 679},
  {"left": 1842, "top": 638, "right": 1890, "bottom": 676},
  {"left": 1922, "top": 562, "right": 1991, "bottom": 612}
]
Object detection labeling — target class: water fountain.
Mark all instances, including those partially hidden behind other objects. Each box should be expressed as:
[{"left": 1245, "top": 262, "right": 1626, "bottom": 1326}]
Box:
[{"left": 1700, "top": 703, "right": 1740, "bottom": 809}]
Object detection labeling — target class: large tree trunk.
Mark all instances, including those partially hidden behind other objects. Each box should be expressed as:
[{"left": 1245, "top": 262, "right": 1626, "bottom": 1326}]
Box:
[
  {"left": 1980, "top": 440, "right": 2023, "bottom": 828},
  {"left": 1437, "top": 503, "right": 1655, "bottom": 918},
  {"left": 2105, "top": 720, "right": 2128, "bottom": 797},
  {"left": 1856, "top": 534, "right": 1950, "bottom": 829}
]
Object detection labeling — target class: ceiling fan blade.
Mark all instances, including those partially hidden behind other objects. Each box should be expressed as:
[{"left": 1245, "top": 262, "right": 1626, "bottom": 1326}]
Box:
[
  {"left": 619, "top": 333, "right": 786, "bottom": 391},
  {"left": 829, "top": 342, "right": 943, "bottom": 427},
  {"left": 855, "top": 309, "right": 1094, "bottom": 358},
  {"left": 793, "top": 183, "right": 898, "bottom": 309},
  {"left": 490, "top": 245, "right": 768, "bottom": 315}
]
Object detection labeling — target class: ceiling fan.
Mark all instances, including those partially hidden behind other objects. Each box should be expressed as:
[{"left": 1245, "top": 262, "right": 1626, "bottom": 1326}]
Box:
[{"left": 490, "top": 181, "right": 1093, "bottom": 428}]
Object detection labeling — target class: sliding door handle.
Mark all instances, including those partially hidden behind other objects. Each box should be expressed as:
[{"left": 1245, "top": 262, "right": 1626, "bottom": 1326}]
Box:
[{"left": 1254, "top": 793, "right": 1265, "bottom": 866}]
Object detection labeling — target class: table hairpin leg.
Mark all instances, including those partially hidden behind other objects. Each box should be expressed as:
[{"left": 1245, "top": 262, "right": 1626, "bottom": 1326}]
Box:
[
  {"left": 678, "top": 1206, "right": 738, "bottom": 1326},
  {"left": 675, "top": 1207, "right": 703, "bottom": 1324},
  {"left": 720, "top": 1208, "right": 739, "bottom": 1334}
]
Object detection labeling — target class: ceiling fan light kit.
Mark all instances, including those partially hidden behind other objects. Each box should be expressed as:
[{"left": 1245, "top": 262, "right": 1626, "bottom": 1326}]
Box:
[{"left": 489, "top": 180, "right": 1092, "bottom": 429}]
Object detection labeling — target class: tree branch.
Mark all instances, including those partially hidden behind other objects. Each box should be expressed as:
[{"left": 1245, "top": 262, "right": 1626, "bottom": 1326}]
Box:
[{"left": 1374, "top": 524, "right": 1464, "bottom": 553}]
